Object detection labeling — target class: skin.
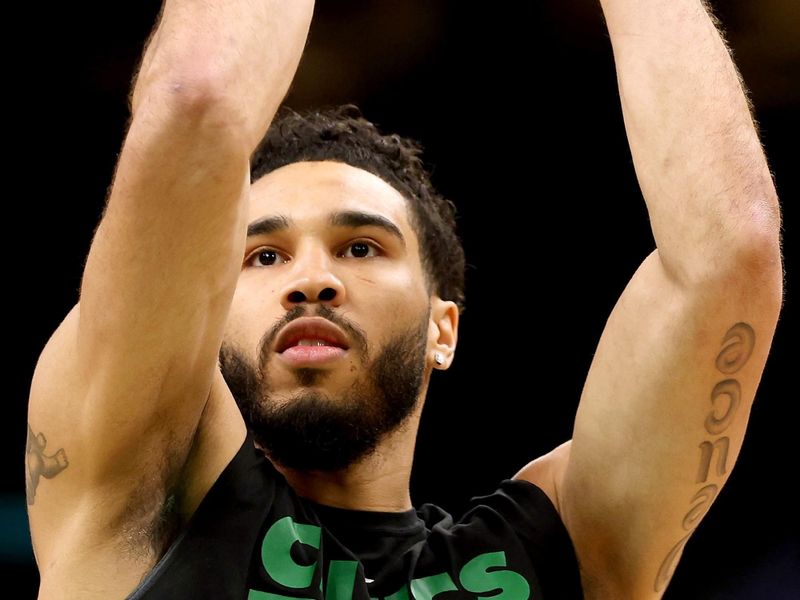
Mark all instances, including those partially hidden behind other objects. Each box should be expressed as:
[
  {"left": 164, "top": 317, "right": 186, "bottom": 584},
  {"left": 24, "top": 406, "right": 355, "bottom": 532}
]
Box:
[
  {"left": 27, "top": 1, "right": 784, "bottom": 598},
  {"left": 26, "top": 158, "right": 459, "bottom": 599},
  {"left": 224, "top": 160, "right": 459, "bottom": 511}
]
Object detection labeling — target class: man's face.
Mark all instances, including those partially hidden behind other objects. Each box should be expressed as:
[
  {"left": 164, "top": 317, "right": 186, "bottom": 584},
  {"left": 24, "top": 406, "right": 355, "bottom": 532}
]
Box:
[{"left": 221, "top": 160, "right": 436, "bottom": 472}]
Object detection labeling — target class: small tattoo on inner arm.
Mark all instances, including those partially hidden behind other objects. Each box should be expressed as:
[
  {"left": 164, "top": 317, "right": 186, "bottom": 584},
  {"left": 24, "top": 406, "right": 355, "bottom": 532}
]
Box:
[
  {"left": 696, "top": 437, "right": 730, "bottom": 483},
  {"left": 654, "top": 321, "right": 756, "bottom": 593},
  {"left": 705, "top": 379, "right": 741, "bottom": 435},
  {"left": 654, "top": 533, "right": 691, "bottom": 593},
  {"left": 714, "top": 322, "right": 755, "bottom": 374},
  {"left": 26, "top": 423, "right": 69, "bottom": 506},
  {"left": 682, "top": 484, "right": 718, "bottom": 531}
]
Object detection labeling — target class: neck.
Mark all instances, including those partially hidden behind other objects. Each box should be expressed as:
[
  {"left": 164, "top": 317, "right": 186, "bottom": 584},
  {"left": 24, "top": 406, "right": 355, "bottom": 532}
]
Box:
[{"left": 274, "top": 409, "right": 422, "bottom": 512}]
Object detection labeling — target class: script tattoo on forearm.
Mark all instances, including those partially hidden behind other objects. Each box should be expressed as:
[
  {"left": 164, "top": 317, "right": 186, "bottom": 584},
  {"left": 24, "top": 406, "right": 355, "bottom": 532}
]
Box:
[
  {"left": 654, "top": 322, "right": 755, "bottom": 593},
  {"left": 26, "top": 423, "right": 69, "bottom": 506}
]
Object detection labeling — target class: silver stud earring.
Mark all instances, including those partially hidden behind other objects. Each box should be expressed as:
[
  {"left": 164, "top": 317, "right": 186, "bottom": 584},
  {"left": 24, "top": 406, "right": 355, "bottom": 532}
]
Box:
[{"left": 434, "top": 352, "right": 445, "bottom": 366}]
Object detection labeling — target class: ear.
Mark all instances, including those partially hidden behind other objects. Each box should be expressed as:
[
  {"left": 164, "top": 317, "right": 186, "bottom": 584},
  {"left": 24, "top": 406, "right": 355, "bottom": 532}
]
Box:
[{"left": 428, "top": 296, "right": 459, "bottom": 370}]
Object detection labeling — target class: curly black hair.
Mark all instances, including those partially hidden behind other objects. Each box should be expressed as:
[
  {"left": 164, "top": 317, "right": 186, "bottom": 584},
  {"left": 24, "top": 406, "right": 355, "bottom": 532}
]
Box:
[{"left": 250, "top": 105, "right": 465, "bottom": 312}]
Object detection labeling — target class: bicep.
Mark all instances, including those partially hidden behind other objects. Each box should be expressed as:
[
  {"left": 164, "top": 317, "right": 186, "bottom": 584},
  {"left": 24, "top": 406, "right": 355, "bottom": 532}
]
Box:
[
  {"left": 78, "top": 95, "right": 248, "bottom": 459},
  {"left": 28, "top": 98, "right": 249, "bottom": 518},
  {"left": 561, "top": 249, "right": 782, "bottom": 597}
]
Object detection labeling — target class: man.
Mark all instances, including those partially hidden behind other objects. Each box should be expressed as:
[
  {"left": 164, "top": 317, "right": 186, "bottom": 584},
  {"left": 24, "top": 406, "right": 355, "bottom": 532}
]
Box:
[{"left": 26, "top": 1, "right": 783, "bottom": 599}]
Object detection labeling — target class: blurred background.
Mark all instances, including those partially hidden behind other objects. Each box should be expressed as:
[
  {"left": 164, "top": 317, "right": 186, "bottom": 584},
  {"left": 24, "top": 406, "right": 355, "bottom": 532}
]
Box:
[{"left": 5, "top": 0, "right": 798, "bottom": 597}]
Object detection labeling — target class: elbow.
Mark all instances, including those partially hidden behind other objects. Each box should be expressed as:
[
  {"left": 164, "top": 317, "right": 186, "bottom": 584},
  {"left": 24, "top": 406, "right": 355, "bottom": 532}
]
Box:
[
  {"left": 702, "top": 219, "right": 785, "bottom": 314},
  {"left": 732, "top": 216, "right": 784, "bottom": 292},
  {"left": 132, "top": 69, "right": 249, "bottom": 141},
  {"left": 665, "top": 218, "right": 784, "bottom": 308},
  {"left": 738, "top": 186, "right": 783, "bottom": 272},
  {"left": 157, "top": 76, "right": 228, "bottom": 110},
  {"left": 703, "top": 193, "right": 783, "bottom": 284}
]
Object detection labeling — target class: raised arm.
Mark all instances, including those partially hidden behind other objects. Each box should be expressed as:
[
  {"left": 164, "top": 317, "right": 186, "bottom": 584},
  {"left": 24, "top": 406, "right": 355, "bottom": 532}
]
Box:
[
  {"left": 599, "top": 0, "right": 781, "bottom": 281},
  {"left": 516, "top": 1, "right": 784, "bottom": 598},
  {"left": 27, "top": 1, "right": 313, "bottom": 595}
]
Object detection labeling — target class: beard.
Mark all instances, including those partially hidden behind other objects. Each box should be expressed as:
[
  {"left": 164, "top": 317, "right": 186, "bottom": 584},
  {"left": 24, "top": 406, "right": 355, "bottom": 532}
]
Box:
[{"left": 219, "top": 304, "right": 429, "bottom": 472}]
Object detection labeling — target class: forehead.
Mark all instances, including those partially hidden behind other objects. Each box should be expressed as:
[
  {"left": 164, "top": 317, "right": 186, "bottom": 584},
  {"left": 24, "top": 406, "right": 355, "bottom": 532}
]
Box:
[{"left": 249, "top": 161, "right": 412, "bottom": 232}]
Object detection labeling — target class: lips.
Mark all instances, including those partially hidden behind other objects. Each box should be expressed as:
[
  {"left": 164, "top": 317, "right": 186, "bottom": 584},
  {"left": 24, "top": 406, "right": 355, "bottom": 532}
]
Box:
[{"left": 274, "top": 318, "right": 350, "bottom": 353}]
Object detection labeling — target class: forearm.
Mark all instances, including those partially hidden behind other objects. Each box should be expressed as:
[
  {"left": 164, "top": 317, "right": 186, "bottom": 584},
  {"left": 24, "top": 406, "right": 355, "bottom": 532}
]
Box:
[
  {"left": 130, "top": 0, "right": 314, "bottom": 149},
  {"left": 600, "top": 0, "right": 781, "bottom": 284}
]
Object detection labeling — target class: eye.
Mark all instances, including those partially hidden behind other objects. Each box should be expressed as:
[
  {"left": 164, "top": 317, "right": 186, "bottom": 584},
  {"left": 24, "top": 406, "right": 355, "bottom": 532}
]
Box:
[
  {"left": 246, "top": 248, "right": 290, "bottom": 268},
  {"left": 339, "top": 240, "right": 379, "bottom": 259}
]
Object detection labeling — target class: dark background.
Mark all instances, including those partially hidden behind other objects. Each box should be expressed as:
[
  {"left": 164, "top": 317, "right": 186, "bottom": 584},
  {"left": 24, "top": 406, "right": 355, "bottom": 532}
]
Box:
[{"left": 4, "top": 1, "right": 798, "bottom": 597}]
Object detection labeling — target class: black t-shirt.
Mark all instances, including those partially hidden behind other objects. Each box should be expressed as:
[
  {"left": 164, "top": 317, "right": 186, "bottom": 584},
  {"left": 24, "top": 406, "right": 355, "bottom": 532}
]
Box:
[{"left": 127, "top": 432, "right": 583, "bottom": 600}]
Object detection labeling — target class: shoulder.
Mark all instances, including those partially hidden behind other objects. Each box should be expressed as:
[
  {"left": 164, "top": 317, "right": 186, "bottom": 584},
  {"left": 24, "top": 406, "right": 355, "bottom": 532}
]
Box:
[
  {"left": 511, "top": 440, "right": 572, "bottom": 516},
  {"left": 33, "top": 369, "right": 249, "bottom": 599}
]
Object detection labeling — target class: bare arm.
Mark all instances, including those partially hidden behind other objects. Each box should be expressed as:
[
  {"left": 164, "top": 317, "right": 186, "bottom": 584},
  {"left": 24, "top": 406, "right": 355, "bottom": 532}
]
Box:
[
  {"left": 600, "top": 0, "right": 781, "bottom": 282},
  {"left": 515, "top": 2, "right": 783, "bottom": 598},
  {"left": 27, "top": 0, "right": 313, "bottom": 592}
]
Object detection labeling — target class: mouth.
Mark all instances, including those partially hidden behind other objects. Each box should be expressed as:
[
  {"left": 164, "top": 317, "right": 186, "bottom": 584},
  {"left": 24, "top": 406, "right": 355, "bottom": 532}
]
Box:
[{"left": 274, "top": 317, "right": 350, "bottom": 367}]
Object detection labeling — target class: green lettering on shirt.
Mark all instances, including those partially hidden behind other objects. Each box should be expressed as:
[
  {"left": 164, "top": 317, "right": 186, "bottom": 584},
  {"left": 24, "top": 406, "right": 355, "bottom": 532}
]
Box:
[
  {"left": 248, "top": 592, "right": 308, "bottom": 600},
  {"left": 459, "top": 551, "right": 530, "bottom": 600},
  {"left": 386, "top": 585, "right": 410, "bottom": 600},
  {"left": 410, "top": 572, "right": 458, "bottom": 600},
  {"left": 325, "top": 560, "right": 359, "bottom": 600},
  {"left": 261, "top": 516, "right": 322, "bottom": 589},
  {"left": 251, "top": 517, "right": 536, "bottom": 600}
]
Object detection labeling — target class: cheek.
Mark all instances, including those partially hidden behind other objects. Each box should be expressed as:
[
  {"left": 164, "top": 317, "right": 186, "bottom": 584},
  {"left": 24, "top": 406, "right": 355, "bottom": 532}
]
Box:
[
  {"left": 362, "top": 277, "right": 429, "bottom": 334},
  {"left": 227, "top": 283, "right": 278, "bottom": 349},
  {"left": 226, "top": 290, "right": 251, "bottom": 339},
  {"left": 362, "top": 280, "right": 427, "bottom": 323},
  {"left": 356, "top": 260, "right": 428, "bottom": 298}
]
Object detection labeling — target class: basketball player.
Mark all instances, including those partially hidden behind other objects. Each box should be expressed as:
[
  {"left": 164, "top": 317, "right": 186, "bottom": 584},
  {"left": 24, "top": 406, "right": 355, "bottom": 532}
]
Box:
[{"left": 26, "top": 1, "right": 783, "bottom": 598}]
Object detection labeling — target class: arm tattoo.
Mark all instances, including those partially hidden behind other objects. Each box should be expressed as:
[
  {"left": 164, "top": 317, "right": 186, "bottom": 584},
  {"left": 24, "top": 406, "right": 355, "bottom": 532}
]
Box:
[
  {"left": 715, "top": 322, "right": 755, "bottom": 374},
  {"left": 654, "top": 322, "right": 755, "bottom": 593},
  {"left": 26, "top": 423, "right": 69, "bottom": 506},
  {"left": 696, "top": 437, "right": 730, "bottom": 483}
]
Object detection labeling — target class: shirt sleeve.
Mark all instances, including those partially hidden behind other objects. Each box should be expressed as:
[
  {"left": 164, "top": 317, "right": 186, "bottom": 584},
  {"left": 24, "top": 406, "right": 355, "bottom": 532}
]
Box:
[{"left": 460, "top": 479, "right": 584, "bottom": 599}]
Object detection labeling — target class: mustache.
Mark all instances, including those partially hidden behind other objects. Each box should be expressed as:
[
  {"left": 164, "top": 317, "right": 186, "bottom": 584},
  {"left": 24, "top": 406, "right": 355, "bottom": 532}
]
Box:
[{"left": 258, "top": 304, "right": 369, "bottom": 370}]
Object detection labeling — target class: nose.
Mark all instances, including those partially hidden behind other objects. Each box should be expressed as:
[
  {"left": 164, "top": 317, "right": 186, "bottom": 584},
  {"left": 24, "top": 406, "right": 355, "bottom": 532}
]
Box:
[{"left": 279, "top": 247, "right": 346, "bottom": 310}]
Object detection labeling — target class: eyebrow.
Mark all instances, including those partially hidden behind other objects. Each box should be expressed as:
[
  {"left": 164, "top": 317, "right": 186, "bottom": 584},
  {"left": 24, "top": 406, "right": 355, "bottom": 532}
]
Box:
[
  {"left": 246, "top": 215, "right": 290, "bottom": 238},
  {"left": 246, "top": 211, "right": 405, "bottom": 247},
  {"left": 329, "top": 211, "right": 405, "bottom": 247}
]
